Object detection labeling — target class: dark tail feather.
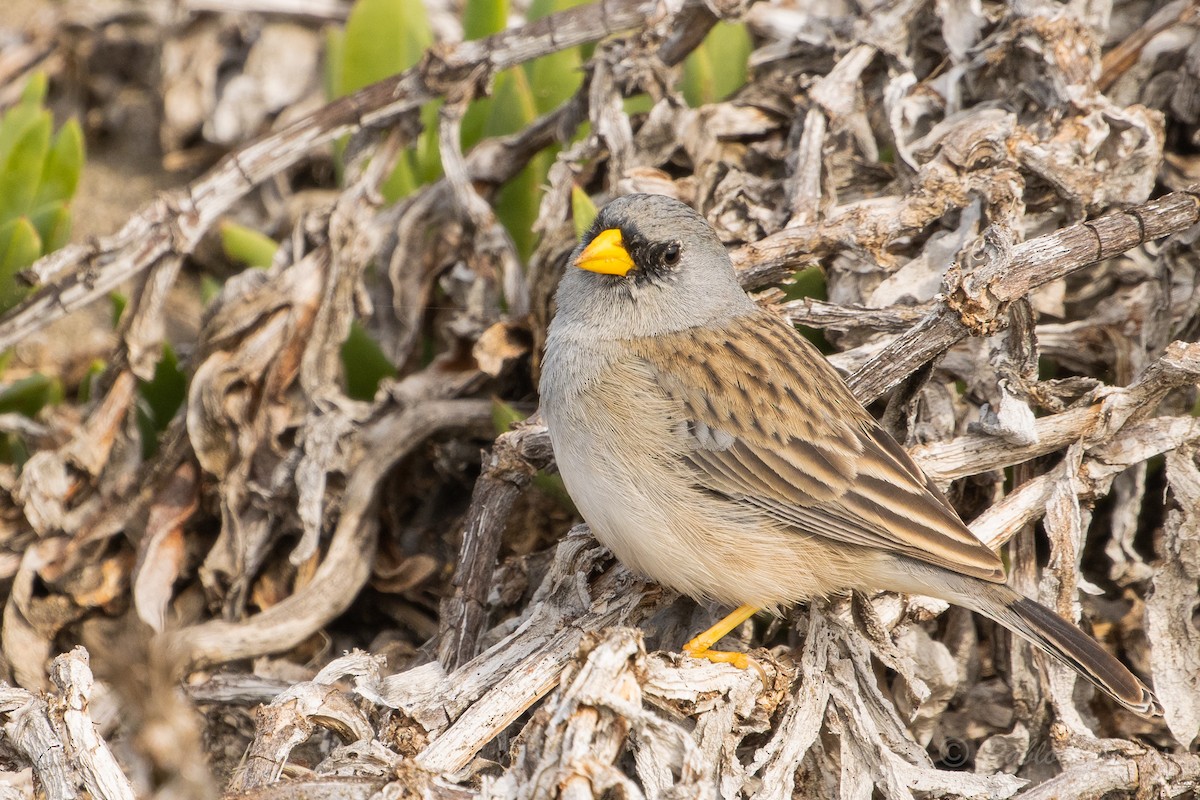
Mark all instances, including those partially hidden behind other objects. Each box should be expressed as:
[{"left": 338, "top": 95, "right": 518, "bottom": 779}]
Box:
[
  {"left": 887, "top": 563, "right": 1160, "bottom": 716},
  {"left": 985, "top": 590, "right": 1161, "bottom": 717}
]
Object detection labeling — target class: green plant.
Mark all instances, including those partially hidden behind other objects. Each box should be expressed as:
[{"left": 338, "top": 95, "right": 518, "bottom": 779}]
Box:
[
  {"left": 341, "top": 321, "right": 397, "bottom": 400},
  {"left": 327, "top": 0, "right": 590, "bottom": 263},
  {"left": 0, "top": 72, "right": 84, "bottom": 312},
  {"left": 0, "top": 372, "right": 63, "bottom": 417},
  {"left": 782, "top": 265, "right": 826, "bottom": 302},
  {"left": 136, "top": 342, "right": 187, "bottom": 458},
  {"left": 327, "top": 0, "right": 440, "bottom": 201},
  {"left": 783, "top": 265, "right": 832, "bottom": 352},
  {"left": 492, "top": 398, "right": 574, "bottom": 510},
  {"left": 0, "top": 73, "right": 85, "bottom": 462},
  {"left": 483, "top": 67, "right": 541, "bottom": 259},
  {"left": 682, "top": 21, "right": 752, "bottom": 107},
  {"left": 525, "top": 0, "right": 590, "bottom": 114},
  {"left": 571, "top": 185, "right": 597, "bottom": 238},
  {"left": 219, "top": 221, "right": 278, "bottom": 269},
  {"left": 0, "top": 371, "right": 66, "bottom": 463}
]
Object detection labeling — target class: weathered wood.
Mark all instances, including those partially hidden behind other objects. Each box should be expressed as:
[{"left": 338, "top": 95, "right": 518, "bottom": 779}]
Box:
[
  {"left": 845, "top": 188, "right": 1200, "bottom": 404},
  {"left": 2, "top": 0, "right": 1198, "bottom": 797}
]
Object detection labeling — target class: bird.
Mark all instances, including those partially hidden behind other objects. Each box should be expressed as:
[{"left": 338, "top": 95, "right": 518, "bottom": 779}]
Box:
[{"left": 538, "top": 192, "right": 1160, "bottom": 717}]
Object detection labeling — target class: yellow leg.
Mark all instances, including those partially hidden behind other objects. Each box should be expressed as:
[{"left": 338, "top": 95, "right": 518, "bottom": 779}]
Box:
[{"left": 682, "top": 604, "right": 761, "bottom": 671}]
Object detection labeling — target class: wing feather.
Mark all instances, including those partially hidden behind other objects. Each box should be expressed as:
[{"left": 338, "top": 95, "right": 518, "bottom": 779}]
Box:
[{"left": 630, "top": 312, "right": 1005, "bottom": 583}]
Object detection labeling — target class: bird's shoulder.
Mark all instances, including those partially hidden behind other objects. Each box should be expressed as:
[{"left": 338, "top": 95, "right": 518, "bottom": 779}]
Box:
[
  {"left": 625, "top": 309, "right": 871, "bottom": 450},
  {"left": 624, "top": 310, "right": 1005, "bottom": 582}
]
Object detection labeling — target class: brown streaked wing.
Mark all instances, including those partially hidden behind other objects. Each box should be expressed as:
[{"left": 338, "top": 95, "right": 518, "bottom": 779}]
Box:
[
  {"left": 629, "top": 311, "right": 1006, "bottom": 583},
  {"left": 862, "top": 426, "right": 961, "bottom": 517}
]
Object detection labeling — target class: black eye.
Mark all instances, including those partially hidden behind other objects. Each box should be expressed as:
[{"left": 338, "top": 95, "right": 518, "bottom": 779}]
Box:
[{"left": 663, "top": 242, "right": 681, "bottom": 266}]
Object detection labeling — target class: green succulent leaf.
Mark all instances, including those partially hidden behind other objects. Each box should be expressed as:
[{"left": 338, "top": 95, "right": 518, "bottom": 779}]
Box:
[
  {"left": 77, "top": 359, "right": 106, "bottom": 404},
  {"left": 381, "top": 150, "right": 420, "bottom": 203},
  {"left": 0, "top": 74, "right": 82, "bottom": 266},
  {"left": 525, "top": 51, "right": 583, "bottom": 115},
  {"left": 491, "top": 397, "right": 525, "bottom": 435},
  {"left": 136, "top": 343, "right": 188, "bottom": 457},
  {"left": 200, "top": 275, "right": 224, "bottom": 305},
  {"left": 463, "top": 0, "right": 509, "bottom": 40},
  {"left": 35, "top": 119, "right": 84, "bottom": 208},
  {"left": 324, "top": 27, "right": 346, "bottom": 102},
  {"left": 0, "top": 372, "right": 61, "bottom": 417},
  {"left": 523, "top": 0, "right": 588, "bottom": 113},
  {"left": 461, "top": 100, "right": 490, "bottom": 153},
  {"left": 524, "top": 0, "right": 589, "bottom": 114},
  {"left": 533, "top": 470, "right": 575, "bottom": 512},
  {"left": 459, "top": 0, "right": 514, "bottom": 152},
  {"left": 0, "top": 74, "right": 47, "bottom": 168},
  {"left": 784, "top": 266, "right": 831, "bottom": 352},
  {"left": 463, "top": 57, "right": 575, "bottom": 151},
  {"left": 0, "top": 111, "right": 51, "bottom": 224},
  {"left": 783, "top": 265, "right": 827, "bottom": 301},
  {"left": 220, "top": 221, "right": 279, "bottom": 268},
  {"left": 495, "top": 161, "right": 542, "bottom": 260},
  {"left": 341, "top": 320, "right": 397, "bottom": 400},
  {"left": 0, "top": 434, "right": 26, "bottom": 464},
  {"left": 19, "top": 71, "right": 47, "bottom": 106},
  {"left": 110, "top": 291, "right": 128, "bottom": 327},
  {"left": 140, "top": 343, "right": 187, "bottom": 432},
  {"left": 483, "top": 68, "right": 541, "bottom": 259},
  {"left": 414, "top": 102, "right": 443, "bottom": 184},
  {"left": 571, "top": 186, "right": 597, "bottom": 239},
  {"left": 339, "top": 0, "right": 432, "bottom": 97},
  {"left": 623, "top": 94, "right": 653, "bottom": 116},
  {"left": 29, "top": 203, "right": 71, "bottom": 253},
  {"left": 334, "top": 0, "right": 440, "bottom": 200},
  {"left": 683, "top": 46, "right": 714, "bottom": 108},
  {"left": 682, "top": 21, "right": 751, "bottom": 107},
  {"left": 482, "top": 68, "right": 538, "bottom": 140},
  {"left": 0, "top": 217, "right": 42, "bottom": 310}
]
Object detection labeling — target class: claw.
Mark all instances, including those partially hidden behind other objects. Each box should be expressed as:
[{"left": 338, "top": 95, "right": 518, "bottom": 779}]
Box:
[{"left": 681, "top": 604, "right": 768, "bottom": 685}]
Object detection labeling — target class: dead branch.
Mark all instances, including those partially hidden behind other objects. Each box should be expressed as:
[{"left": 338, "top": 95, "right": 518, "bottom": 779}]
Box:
[
  {"left": 0, "top": 686, "right": 79, "bottom": 800},
  {"left": 3, "top": 0, "right": 1199, "bottom": 797},
  {"left": 843, "top": 188, "right": 1200, "bottom": 404},
  {"left": 0, "top": 0, "right": 678, "bottom": 355},
  {"left": 165, "top": 397, "right": 494, "bottom": 669},
  {"left": 46, "top": 649, "right": 136, "bottom": 800},
  {"left": 438, "top": 418, "right": 555, "bottom": 670},
  {"left": 913, "top": 340, "right": 1200, "bottom": 481}
]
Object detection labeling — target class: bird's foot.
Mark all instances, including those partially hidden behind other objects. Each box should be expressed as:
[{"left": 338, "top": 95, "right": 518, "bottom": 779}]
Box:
[{"left": 682, "top": 604, "right": 768, "bottom": 684}]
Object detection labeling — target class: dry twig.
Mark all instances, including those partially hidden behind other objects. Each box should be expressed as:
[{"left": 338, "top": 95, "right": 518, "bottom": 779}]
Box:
[{"left": 1, "top": 0, "right": 1198, "bottom": 797}]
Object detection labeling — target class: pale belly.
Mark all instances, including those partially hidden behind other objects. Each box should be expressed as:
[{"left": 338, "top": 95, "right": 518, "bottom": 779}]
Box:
[
  {"left": 540, "top": 340, "right": 876, "bottom": 607},
  {"left": 546, "top": 392, "right": 868, "bottom": 609}
]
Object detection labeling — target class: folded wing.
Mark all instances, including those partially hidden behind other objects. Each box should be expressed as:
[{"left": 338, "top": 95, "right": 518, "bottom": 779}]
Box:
[{"left": 630, "top": 312, "right": 1005, "bottom": 583}]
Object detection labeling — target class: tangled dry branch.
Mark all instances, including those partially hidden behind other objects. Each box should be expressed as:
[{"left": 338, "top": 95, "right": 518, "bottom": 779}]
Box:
[{"left": 0, "top": 0, "right": 1199, "bottom": 798}]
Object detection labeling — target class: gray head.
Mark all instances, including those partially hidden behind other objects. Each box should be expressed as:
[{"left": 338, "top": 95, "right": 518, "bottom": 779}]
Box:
[{"left": 551, "top": 194, "right": 756, "bottom": 339}]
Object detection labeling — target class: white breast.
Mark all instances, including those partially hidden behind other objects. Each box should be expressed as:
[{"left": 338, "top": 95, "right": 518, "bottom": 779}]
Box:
[{"left": 540, "top": 338, "right": 874, "bottom": 608}]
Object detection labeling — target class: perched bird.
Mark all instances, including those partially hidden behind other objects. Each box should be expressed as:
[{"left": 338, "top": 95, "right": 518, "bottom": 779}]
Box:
[{"left": 539, "top": 193, "right": 1160, "bottom": 717}]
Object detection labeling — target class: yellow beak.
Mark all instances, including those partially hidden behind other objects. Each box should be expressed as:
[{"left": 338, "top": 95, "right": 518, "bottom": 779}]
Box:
[{"left": 576, "top": 228, "right": 635, "bottom": 276}]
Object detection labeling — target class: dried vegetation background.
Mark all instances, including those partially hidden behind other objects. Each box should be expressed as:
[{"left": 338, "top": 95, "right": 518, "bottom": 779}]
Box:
[{"left": 0, "top": 0, "right": 1199, "bottom": 798}]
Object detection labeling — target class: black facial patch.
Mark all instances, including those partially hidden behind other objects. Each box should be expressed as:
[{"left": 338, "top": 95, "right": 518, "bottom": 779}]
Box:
[{"left": 584, "top": 214, "right": 682, "bottom": 285}]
